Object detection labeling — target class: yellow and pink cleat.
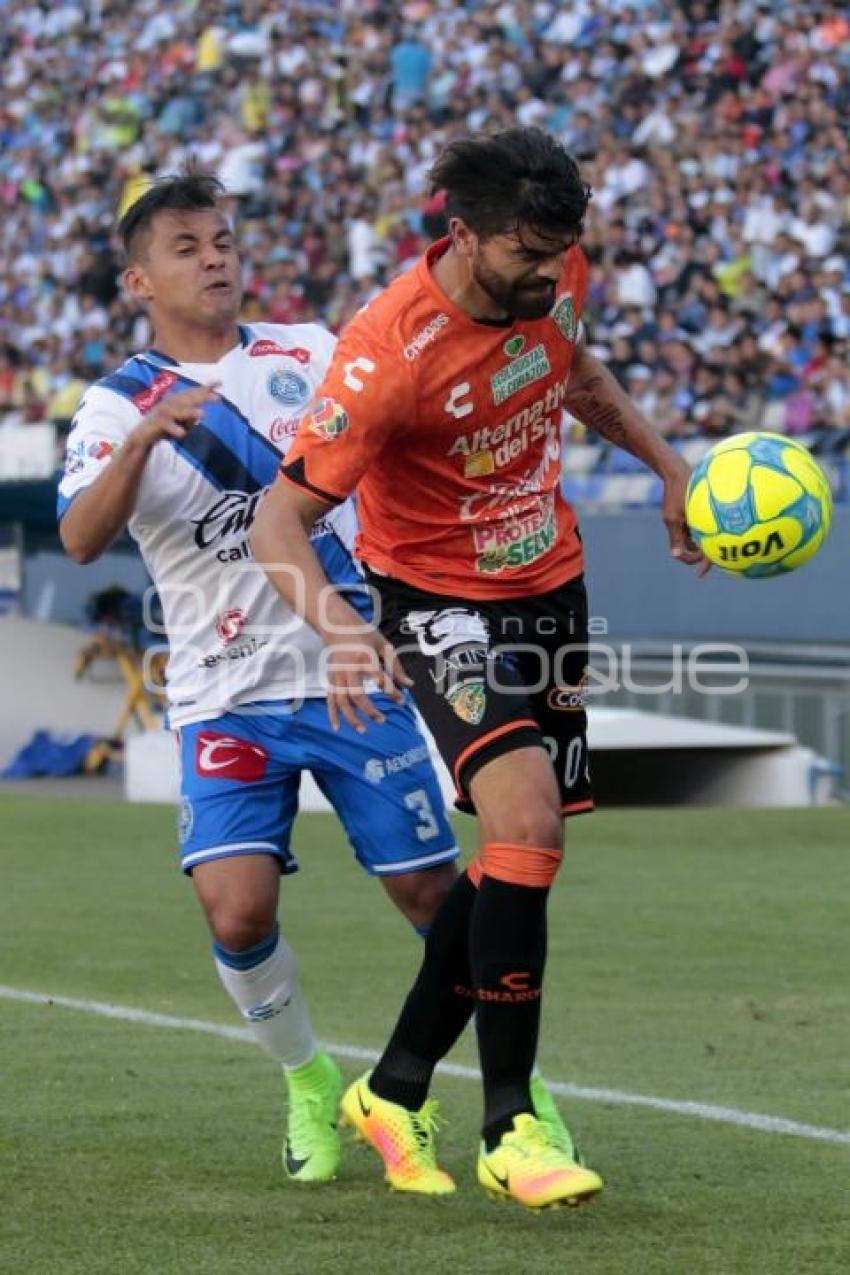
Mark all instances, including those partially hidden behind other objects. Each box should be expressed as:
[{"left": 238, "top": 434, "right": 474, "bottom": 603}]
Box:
[
  {"left": 339, "top": 1072, "right": 456, "bottom": 1195},
  {"left": 477, "top": 1112, "right": 603, "bottom": 1210}
]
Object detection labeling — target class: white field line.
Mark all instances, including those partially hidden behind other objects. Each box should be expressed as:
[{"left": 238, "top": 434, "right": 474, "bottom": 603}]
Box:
[{"left": 3, "top": 984, "right": 849, "bottom": 1148}]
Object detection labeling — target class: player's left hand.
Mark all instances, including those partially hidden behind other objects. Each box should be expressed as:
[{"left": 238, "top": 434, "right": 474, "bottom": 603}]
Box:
[{"left": 661, "top": 459, "right": 711, "bottom": 576}]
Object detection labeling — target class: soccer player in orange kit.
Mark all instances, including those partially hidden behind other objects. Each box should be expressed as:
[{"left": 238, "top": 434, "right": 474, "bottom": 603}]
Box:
[{"left": 252, "top": 128, "right": 705, "bottom": 1209}]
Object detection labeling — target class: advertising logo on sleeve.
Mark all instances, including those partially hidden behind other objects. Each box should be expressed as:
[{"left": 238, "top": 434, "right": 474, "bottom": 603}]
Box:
[
  {"left": 552, "top": 294, "right": 579, "bottom": 343},
  {"left": 88, "top": 439, "right": 120, "bottom": 461},
  {"left": 195, "top": 731, "right": 270, "bottom": 781},
  {"left": 308, "top": 397, "right": 349, "bottom": 441},
  {"left": 63, "top": 440, "right": 87, "bottom": 475}
]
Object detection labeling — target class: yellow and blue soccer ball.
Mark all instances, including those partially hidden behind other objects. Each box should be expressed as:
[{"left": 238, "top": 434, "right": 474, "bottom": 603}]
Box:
[{"left": 685, "top": 432, "right": 832, "bottom": 578}]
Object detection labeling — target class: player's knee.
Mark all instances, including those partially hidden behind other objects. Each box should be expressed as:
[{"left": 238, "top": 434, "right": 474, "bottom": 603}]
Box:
[
  {"left": 382, "top": 863, "right": 458, "bottom": 930},
  {"left": 206, "top": 904, "right": 277, "bottom": 954},
  {"left": 491, "top": 801, "right": 563, "bottom": 852}
]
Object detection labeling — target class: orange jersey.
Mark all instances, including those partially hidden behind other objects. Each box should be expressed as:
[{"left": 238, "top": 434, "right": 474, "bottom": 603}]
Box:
[{"left": 282, "top": 237, "right": 588, "bottom": 599}]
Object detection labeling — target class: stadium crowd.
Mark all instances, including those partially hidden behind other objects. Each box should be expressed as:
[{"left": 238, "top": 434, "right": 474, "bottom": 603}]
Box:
[{"left": 1, "top": 0, "right": 849, "bottom": 484}]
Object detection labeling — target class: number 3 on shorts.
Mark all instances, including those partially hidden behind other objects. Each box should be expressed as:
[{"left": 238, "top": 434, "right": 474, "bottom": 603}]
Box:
[{"left": 404, "top": 788, "right": 440, "bottom": 841}]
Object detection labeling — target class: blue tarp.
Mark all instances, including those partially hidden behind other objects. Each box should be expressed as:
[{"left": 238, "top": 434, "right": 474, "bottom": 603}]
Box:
[{"left": 1, "top": 730, "right": 101, "bottom": 779}]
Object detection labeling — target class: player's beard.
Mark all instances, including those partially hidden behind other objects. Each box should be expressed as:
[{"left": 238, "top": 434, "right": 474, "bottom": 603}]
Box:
[{"left": 472, "top": 257, "right": 557, "bottom": 321}]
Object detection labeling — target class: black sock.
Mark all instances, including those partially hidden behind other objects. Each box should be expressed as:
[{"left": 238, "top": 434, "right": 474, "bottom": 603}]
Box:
[
  {"left": 470, "top": 876, "right": 549, "bottom": 1151},
  {"left": 370, "top": 871, "right": 478, "bottom": 1110}
]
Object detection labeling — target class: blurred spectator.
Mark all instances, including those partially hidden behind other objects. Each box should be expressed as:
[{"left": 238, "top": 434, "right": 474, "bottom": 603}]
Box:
[{"left": 0, "top": 0, "right": 846, "bottom": 487}]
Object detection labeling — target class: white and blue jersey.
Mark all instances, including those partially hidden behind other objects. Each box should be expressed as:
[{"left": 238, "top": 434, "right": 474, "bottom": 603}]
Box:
[
  {"left": 58, "top": 322, "right": 457, "bottom": 877},
  {"left": 58, "top": 323, "right": 366, "bottom": 726}
]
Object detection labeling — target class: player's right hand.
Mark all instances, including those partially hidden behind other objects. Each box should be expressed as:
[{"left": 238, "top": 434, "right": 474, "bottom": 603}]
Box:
[
  {"left": 132, "top": 383, "right": 221, "bottom": 450},
  {"left": 324, "top": 629, "right": 413, "bottom": 733}
]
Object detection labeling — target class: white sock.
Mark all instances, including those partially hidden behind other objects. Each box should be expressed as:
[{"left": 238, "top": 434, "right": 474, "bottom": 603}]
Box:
[{"left": 213, "top": 928, "right": 317, "bottom": 1070}]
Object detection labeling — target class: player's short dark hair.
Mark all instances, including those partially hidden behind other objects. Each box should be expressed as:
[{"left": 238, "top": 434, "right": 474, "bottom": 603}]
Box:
[
  {"left": 428, "top": 127, "right": 592, "bottom": 241},
  {"left": 118, "top": 166, "right": 226, "bottom": 261}
]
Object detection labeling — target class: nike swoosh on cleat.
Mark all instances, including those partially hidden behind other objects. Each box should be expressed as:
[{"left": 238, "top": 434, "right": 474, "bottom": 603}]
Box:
[
  {"left": 284, "top": 1145, "right": 310, "bottom": 1176},
  {"left": 484, "top": 1163, "right": 510, "bottom": 1192},
  {"left": 357, "top": 1088, "right": 372, "bottom": 1118}
]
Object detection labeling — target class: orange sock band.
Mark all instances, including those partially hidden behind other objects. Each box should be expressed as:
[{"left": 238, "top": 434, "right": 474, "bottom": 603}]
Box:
[
  {"left": 466, "top": 858, "right": 483, "bottom": 888},
  {"left": 480, "top": 841, "right": 562, "bottom": 888}
]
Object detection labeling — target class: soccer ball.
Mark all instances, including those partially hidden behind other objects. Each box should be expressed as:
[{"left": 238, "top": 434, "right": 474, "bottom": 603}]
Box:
[{"left": 685, "top": 433, "right": 832, "bottom": 578}]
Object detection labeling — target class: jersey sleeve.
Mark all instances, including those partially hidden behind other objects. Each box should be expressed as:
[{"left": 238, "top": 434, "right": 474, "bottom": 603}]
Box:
[
  {"left": 57, "top": 385, "right": 140, "bottom": 520},
  {"left": 280, "top": 317, "right": 415, "bottom": 505}
]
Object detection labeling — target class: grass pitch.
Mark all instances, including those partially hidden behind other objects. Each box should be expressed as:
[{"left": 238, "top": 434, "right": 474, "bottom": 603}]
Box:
[{"left": 2, "top": 795, "right": 849, "bottom": 1275}]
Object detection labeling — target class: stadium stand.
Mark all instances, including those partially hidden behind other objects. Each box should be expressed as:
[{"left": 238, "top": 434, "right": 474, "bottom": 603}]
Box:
[{"left": 0, "top": 0, "right": 848, "bottom": 505}]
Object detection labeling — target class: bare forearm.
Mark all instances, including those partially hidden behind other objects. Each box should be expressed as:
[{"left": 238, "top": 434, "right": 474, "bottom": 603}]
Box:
[
  {"left": 564, "top": 347, "right": 681, "bottom": 478},
  {"left": 60, "top": 436, "right": 152, "bottom": 563},
  {"left": 251, "top": 492, "right": 367, "bottom": 643}
]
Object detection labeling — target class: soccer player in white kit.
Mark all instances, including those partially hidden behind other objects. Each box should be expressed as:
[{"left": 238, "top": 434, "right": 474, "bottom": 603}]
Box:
[{"left": 58, "top": 170, "right": 460, "bottom": 1184}]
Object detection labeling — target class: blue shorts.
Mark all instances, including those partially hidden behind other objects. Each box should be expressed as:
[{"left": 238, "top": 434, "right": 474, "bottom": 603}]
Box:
[{"left": 177, "top": 696, "right": 458, "bottom": 877}]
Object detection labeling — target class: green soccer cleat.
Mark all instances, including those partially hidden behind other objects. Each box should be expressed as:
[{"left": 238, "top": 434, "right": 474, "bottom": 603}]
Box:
[
  {"left": 478, "top": 1112, "right": 603, "bottom": 1210},
  {"left": 282, "top": 1050, "right": 343, "bottom": 1183},
  {"left": 530, "top": 1074, "right": 585, "bottom": 1163}
]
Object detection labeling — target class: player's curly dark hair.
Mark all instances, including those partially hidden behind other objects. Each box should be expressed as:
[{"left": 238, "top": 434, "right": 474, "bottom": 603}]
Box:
[
  {"left": 428, "top": 128, "right": 592, "bottom": 241},
  {"left": 118, "top": 164, "right": 225, "bottom": 261}
]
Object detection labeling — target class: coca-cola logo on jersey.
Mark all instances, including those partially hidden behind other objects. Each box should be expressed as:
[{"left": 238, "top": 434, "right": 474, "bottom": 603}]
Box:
[
  {"left": 270, "top": 415, "right": 300, "bottom": 443},
  {"left": 192, "top": 491, "right": 262, "bottom": 549}
]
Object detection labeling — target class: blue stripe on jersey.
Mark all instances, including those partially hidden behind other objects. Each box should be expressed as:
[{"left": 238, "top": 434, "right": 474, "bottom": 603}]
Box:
[
  {"left": 192, "top": 397, "right": 280, "bottom": 490},
  {"left": 173, "top": 421, "right": 264, "bottom": 493},
  {"left": 98, "top": 370, "right": 148, "bottom": 398},
  {"left": 313, "top": 529, "right": 373, "bottom": 620},
  {"left": 96, "top": 358, "right": 282, "bottom": 494},
  {"left": 56, "top": 489, "right": 80, "bottom": 520}
]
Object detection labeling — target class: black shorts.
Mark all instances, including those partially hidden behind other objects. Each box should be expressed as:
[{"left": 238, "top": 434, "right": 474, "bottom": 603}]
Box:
[{"left": 368, "top": 571, "right": 594, "bottom": 816}]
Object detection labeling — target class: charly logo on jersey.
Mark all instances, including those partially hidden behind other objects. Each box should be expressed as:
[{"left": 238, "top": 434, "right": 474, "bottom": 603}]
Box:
[
  {"left": 551, "top": 294, "right": 578, "bottom": 343},
  {"left": 490, "top": 343, "right": 551, "bottom": 406},
  {"left": 267, "top": 367, "right": 310, "bottom": 407},
  {"left": 444, "top": 382, "right": 473, "bottom": 420},
  {"left": 308, "top": 397, "right": 349, "bottom": 441},
  {"left": 215, "top": 608, "right": 247, "bottom": 645}
]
